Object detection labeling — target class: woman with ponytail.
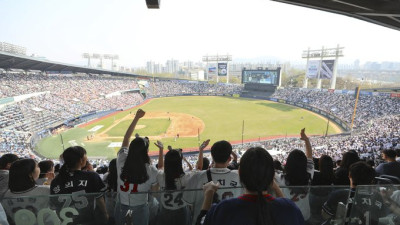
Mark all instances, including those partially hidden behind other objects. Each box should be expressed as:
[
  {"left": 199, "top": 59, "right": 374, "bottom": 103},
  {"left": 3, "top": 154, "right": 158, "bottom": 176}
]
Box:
[
  {"left": 115, "top": 109, "right": 159, "bottom": 225},
  {"left": 50, "top": 146, "right": 108, "bottom": 224},
  {"left": 155, "top": 139, "right": 209, "bottom": 225},
  {"left": 201, "top": 147, "right": 304, "bottom": 225}
]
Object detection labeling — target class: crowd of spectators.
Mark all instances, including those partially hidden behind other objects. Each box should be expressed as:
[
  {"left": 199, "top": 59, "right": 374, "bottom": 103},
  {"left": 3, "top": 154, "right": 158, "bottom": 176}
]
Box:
[
  {"left": 272, "top": 88, "right": 400, "bottom": 128},
  {"left": 0, "top": 73, "right": 139, "bottom": 99},
  {"left": 0, "top": 130, "right": 31, "bottom": 158},
  {"left": 145, "top": 80, "right": 242, "bottom": 96}
]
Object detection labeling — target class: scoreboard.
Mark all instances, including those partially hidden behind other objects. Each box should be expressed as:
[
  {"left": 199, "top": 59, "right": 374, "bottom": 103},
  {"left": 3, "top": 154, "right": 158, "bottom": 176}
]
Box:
[{"left": 241, "top": 68, "right": 281, "bottom": 85}]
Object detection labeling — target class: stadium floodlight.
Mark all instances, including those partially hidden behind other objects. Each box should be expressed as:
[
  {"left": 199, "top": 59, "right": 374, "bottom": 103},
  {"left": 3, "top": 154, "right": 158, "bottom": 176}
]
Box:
[
  {"left": 302, "top": 45, "right": 344, "bottom": 89},
  {"left": 92, "top": 53, "right": 103, "bottom": 68},
  {"left": 103, "top": 54, "right": 112, "bottom": 59},
  {"left": 82, "top": 53, "right": 91, "bottom": 67},
  {"left": 202, "top": 54, "right": 232, "bottom": 83},
  {"left": 103, "top": 54, "right": 119, "bottom": 70},
  {"left": 92, "top": 53, "right": 102, "bottom": 59}
]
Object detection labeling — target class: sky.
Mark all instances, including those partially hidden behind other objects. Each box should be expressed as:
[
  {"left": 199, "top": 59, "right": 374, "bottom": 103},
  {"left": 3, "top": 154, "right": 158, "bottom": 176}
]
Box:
[{"left": 1, "top": 0, "right": 400, "bottom": 68}]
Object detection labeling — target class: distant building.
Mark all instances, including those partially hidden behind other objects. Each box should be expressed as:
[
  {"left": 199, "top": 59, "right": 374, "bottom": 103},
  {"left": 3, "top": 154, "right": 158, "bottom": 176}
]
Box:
[
  {"left": 0, "top": 42, "right": 26, "bottom": 55},
  {"left": 354, "top": 59, "right": 360, "bottom": 70},
  {"left": 363, "top": 61, "right": 381, "bottom": 70},
  {"left": 146, "top": 61, "right": 155, "bottom": 74},
  {"left": 166, "top": 59, "right": 179, "bottom": 73},
  {"left": 154, "top": 63, "right": 163, "bottom": 74}
]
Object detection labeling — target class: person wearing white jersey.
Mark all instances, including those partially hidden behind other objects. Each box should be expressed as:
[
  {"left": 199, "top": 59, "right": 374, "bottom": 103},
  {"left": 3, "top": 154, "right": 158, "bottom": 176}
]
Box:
[
  {"left": 184, "top": 140, "right": 241, "bottom": 225},
  {"left": 155, "top": 139, "right": 209, "bottom": 225},
  {"left": 2, "top": 159, "right": 50, "bottom": 225},
  {"left": 115, "top": 109, "right": 158, "bottom": 225}
]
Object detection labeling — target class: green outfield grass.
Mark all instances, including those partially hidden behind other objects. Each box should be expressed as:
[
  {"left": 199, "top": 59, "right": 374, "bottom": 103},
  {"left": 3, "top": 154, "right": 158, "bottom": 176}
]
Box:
[
  {"left": 36, "top": 127, "right": 116, "bottom": 159},
  {"left": 36, "top": 96, "right": 341, "bottom": 159}
]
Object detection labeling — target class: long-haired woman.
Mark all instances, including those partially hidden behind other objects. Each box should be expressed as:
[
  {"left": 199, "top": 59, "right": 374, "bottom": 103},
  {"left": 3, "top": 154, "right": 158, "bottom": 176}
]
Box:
[
  {"left": 50, "top": 146, "right": 108, "bottom": 224},
  {"left": 156, "top": 139, "right": 209, "bottom": 225},
  {"left": 334, "top": 151, "right": 359, "bottom": 185},
  {"left": 105, "top": 158, "right": 117, "bottom": 192},
  {"left": 312, "top": 155, "right": 335, "bottom": 186},
  {"left": 1, "top": 159, "right": 50, "bottom": 225},
  {"left": 202, "top": 147, "right": 304, "bottom": 225},
  {"left": 115, "top": 109, "right": 159, "bottom": 225},
  {"left": 310, "top": 155, "right": 335, "bottom": 222},
  {"left": 275, "top": 128, "right": 314, "bottom": 221}
]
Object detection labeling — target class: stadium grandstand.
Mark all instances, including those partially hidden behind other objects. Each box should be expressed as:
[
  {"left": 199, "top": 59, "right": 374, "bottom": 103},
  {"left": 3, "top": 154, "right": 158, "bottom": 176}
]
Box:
[{"left": 0, "top": 1, "right": 400, "bottom": 225}]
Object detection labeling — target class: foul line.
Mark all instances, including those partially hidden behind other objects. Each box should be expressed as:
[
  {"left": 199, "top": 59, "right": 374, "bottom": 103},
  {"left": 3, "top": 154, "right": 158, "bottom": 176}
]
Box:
[{"left": 78, "top": 99, "right": 153, "bottom": 128}]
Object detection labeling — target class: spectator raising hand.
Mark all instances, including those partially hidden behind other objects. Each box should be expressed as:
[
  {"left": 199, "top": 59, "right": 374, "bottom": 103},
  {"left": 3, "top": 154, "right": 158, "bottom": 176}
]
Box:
[
  {"left": 197, "top": 139, "right": 210, "bottom": 170},
  {"left": 300, "top": 128, "right": 312, "bottom": 159},
  {"left": 155, "top": 140, "right": 164, "bottom": 169}
]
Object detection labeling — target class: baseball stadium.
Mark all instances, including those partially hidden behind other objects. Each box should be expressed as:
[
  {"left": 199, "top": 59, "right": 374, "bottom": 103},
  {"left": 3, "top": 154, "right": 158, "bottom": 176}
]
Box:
[
  {"left": 36, "top": 95, "right": 342, "bottom": 159},
  {"left": 0, "top": 0, "right": 400, "bottom": 225}
]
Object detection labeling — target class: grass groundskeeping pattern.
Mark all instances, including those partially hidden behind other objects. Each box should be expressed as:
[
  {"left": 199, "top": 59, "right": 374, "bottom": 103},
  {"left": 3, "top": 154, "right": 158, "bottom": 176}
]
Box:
[{"left": 36, "top": 96, "right": 341, "bottom": 159}]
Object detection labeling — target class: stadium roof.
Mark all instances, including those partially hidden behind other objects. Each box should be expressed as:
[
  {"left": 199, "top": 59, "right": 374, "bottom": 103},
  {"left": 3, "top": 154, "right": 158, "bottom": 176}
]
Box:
[
  {"left": 272, "top": 0, "right": 400, "bottom": 31},
  {"left": 0, "top": 51, "right": 152, "bottom": 79}
]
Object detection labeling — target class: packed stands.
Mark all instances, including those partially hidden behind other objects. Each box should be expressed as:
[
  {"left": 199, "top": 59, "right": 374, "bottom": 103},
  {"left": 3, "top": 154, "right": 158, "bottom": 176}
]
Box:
[
  {"left": 272, "top": 88, "right": 400, "bottom": 128},
  {"left": 1, "top": 72, "right": 400, "bottom": 224}
]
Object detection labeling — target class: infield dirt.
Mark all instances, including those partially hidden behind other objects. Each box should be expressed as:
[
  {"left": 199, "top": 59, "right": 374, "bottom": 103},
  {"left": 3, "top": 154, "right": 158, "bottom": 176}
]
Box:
[{"left": 87, "top": 111, "right": 205, "bottom": 143}]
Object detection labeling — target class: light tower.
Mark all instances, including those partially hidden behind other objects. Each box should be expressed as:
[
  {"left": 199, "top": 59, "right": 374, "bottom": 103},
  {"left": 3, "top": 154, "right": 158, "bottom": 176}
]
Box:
[
  {"left": 302, "top": 45, "right": 344, "bottom": 89},
  {"left": 202, "top": 54, "right": 232, "bottom": 83},
  {"left": 104, "top": 54, "right": 119, "bottom": 71},
  {"left": 82, "top": 53, "right": 91, "bottom": 67},
  {"left": 92, "top": 53, "right": 103, "bottom": 69}
]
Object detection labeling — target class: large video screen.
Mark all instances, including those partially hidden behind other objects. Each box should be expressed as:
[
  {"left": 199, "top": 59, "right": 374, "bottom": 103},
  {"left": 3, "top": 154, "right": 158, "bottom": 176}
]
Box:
[{"left": 242, "top": 69, "right": 279, "bottom": 85}]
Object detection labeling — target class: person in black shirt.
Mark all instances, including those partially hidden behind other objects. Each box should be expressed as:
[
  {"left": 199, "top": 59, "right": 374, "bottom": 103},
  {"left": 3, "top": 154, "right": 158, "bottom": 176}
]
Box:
[
  {"left": 312, "top": 155, "right": 335, "bottom": 186},
  {"left": 310, "top": 155, "right": 335, "bottom": 222},
  {"left": 322, "top": 161, "right": 385, "bottom": 225},
  {"left": 375, "top": 149, "right": 400, "bottom": 179},
  {"left": 334, "top": 151, "right": 359, "bottom": 185},
  {"left": 50, "top": 146, "right": 108, "bottom": 224}
]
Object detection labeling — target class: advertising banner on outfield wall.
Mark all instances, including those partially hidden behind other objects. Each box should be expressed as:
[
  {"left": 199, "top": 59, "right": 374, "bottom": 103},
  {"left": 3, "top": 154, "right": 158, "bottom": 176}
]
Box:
[
  {"left": 218, "top": 63, "right": 227, "bottom": 76},
  {"left": 320, "top": 60, "right": 335, "bottom": 79},
  {"left": 306, "top": 60, "right": 320, "bottom": 78},
  {"left": 269, "top": 98, "right": 278, "bottom": 102},
  {"left": 391, "top": 93, "right": 400, "bottom": 98}
]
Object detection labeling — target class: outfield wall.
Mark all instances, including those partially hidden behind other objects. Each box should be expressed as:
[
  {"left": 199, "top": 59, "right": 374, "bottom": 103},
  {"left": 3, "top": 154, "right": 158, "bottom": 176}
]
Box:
[{"left": 150, "top": 92, "right": 237, "bottom": 98}]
